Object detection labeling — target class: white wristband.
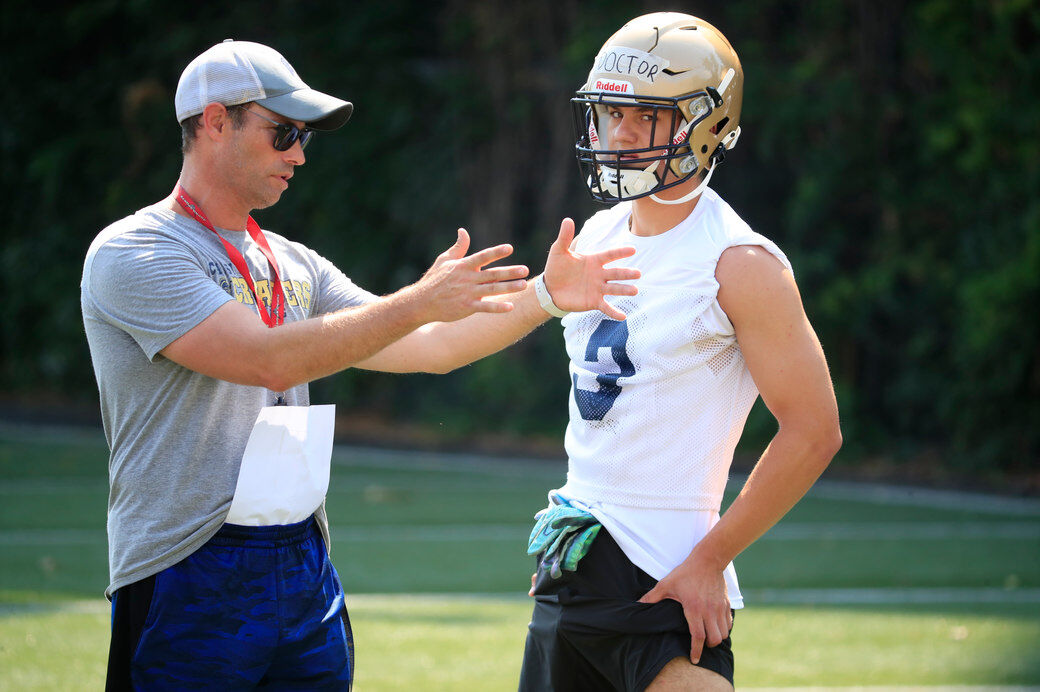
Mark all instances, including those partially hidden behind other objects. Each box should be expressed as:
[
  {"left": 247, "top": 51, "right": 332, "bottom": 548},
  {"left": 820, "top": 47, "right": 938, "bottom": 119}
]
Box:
[{"left": 534, "top": 274, "right": 569, "bottom": 318}]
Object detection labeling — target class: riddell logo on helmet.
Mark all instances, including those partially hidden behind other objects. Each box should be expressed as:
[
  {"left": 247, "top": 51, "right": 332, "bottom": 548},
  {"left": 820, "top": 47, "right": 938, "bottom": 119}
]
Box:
[{"left": 593, "top": 79, "right": 632, "bottom": 94}]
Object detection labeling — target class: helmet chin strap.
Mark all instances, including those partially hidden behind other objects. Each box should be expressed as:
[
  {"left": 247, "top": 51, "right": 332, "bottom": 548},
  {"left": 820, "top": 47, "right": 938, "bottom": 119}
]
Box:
[{"left": 649, "top": 158, "right": 718, "bottom": 205}]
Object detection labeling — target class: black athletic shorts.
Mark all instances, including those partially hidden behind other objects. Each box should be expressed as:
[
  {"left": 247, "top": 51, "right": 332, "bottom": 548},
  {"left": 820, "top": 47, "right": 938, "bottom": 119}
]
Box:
[{"left": 518, "top": 528, "right": 734, "bottom": 691}]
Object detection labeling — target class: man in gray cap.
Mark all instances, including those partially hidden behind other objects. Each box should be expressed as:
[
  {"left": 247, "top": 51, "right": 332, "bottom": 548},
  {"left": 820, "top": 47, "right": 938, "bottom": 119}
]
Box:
[{"left": 82, "top": 40, "right": 638, "bottom": 690}]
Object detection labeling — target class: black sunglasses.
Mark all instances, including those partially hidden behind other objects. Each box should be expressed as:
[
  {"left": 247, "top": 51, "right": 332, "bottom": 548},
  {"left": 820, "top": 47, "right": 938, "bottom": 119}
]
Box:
[{"left": 243, "top": 108, "right": 314, "bottom": 151}]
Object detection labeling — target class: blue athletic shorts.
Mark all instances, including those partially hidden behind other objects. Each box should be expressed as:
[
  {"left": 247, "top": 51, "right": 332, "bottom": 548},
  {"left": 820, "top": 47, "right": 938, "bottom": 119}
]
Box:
[{"left": 106, "top": 517, "right": 353, "bottom": 691}]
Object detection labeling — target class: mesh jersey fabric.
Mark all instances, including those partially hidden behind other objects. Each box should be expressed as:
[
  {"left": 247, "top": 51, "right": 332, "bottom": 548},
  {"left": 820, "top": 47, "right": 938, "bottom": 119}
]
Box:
[{"left": 553, "top": 187, "right": 791, "bottom": 599}]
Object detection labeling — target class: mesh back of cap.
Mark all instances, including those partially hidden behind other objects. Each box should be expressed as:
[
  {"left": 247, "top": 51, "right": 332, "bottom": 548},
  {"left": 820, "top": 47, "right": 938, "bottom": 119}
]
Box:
[{"left": 175, "top": 43, "right": 270, "bottom": 122}]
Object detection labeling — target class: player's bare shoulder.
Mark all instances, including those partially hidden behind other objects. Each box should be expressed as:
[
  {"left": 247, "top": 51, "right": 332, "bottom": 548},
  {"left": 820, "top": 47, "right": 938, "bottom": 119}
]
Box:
[
  {"left": 717, "top": 244, "right": 790, "bottom": 283},
  {"left": 716, "top": 244, "right": 802, "bottom": 328}
]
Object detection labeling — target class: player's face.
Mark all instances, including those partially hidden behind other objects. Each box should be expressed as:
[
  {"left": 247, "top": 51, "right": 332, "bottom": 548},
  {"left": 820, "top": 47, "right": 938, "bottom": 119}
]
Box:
[
  {"left": 221, "top": 105, "right": 307, "bottom": 211},
  {"left": 604, "top": 105, "right": 674, "bottom": 165}
]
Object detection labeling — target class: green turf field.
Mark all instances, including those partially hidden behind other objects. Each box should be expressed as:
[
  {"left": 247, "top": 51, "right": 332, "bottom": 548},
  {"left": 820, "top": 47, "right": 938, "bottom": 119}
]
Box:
[{"left": 1, "top": 426, "right": 1038, "bottom": 689}]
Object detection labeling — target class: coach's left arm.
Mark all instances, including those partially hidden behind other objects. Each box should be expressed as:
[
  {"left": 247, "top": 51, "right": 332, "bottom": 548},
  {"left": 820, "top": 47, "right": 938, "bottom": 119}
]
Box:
[{"left": 355, "top": 218, "right": 639, "bottom": 374}]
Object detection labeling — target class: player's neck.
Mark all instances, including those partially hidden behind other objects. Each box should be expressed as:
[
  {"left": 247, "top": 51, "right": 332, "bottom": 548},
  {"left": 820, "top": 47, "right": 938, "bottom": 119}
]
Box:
[
  {"left": 628, "top": 194, "right": 701, "bottom": 237},
  {"left": 165, "top": 164, "right": 251, "bottom": 232}
]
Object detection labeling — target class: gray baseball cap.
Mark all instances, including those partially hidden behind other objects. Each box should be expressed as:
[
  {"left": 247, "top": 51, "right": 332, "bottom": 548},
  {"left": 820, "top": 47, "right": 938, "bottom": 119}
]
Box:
[{"left": 175, "top": 39, "right": 352, "bottom": 131}]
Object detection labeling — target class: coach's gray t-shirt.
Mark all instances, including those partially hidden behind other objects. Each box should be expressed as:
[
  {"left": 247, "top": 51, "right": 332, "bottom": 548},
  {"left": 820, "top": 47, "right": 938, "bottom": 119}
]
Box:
[{"left": 81, "top": 204, "right": 376, "bottom": 598}]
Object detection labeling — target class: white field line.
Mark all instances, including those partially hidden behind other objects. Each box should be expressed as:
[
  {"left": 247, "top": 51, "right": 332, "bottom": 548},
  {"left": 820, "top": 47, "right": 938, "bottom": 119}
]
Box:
[
  {"left": 744, "top": 682, "right": 1035, "bottom": 686},
  {"left": 0, "top": 600, "right": 111, "bottom": 616},
  {"left": 350, "top": 588, "right": 1040, "bottom": 605},
  {"left": 763, "top": 522, "right": 1040, "bottom": 540},
  {"left": 4, "top": 589, "right": 1040, "bottom": 621},
  {"left": 802, "top": 479, "right": 1040, "bottom": 517},
  {"left": 3, "top": 425, "right": 1039, "bottom": 516},
  {"left": 2, "top": 522, "right": 1039, "bottom": 546},
  {"left": 0, "top": 479, "right": 108, "bottom": 494},
  {"left": 339, "top": 453, "right": 1040, "bottom": 518},
  {"left": 325, "top": 446, "right": 1040, "bottom": 517},
  {"left": 741, "top": 588, "right": 1040, "bottom": 604},
  {"left": 5, "top": 465, "right": 1038, "bottom": 523}
]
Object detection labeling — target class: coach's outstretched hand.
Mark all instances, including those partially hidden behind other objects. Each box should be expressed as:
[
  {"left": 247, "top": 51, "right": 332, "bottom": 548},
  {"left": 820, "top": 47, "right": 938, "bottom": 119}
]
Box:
[
  {"left": 542, "top": 218, "right": 640, "bottom": 320},
  {"left": 411, "top": 229, "right": 530, "bottom": 322}
]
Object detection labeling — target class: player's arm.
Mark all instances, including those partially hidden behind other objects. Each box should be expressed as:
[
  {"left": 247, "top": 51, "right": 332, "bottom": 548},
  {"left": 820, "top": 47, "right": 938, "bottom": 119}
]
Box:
[
  {"left": 160, "top": 230, "right": 527, "bottom": 392},
  {"left": 639, "top": 245, "right": 842, "bottom": 663},
  {"left": 354, "top": 218, "right": 640, "bottom": 374}
]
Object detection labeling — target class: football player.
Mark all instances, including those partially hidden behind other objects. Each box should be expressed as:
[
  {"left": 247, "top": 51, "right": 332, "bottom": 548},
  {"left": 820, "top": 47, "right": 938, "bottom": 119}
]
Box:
[{"left": 519, "top": 13, "right": 842, "bottom": 691}]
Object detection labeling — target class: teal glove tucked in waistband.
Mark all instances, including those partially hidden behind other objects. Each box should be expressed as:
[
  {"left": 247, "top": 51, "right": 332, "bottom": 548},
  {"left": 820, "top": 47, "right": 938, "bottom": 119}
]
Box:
[{"left": 527, "top": 495, "right": 602, "bottom": 579}]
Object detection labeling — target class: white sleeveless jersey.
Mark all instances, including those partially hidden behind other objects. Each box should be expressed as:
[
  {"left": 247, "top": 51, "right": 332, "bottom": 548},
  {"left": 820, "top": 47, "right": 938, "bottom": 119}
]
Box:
[{"left": 554, "top": 188, "right": 791, "bottom": 604}]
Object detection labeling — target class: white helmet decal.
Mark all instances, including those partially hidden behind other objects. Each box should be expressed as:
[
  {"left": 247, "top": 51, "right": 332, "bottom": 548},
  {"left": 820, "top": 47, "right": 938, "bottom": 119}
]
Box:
[{"left": 592, "top": 46, "right": 670, "bottom": 84}]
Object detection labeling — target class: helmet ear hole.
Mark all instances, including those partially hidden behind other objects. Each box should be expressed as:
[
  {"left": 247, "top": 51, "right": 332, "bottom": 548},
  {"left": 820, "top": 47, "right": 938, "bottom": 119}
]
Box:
[{"left": 710, "top": 116, "right": 730, "bottom": 135}]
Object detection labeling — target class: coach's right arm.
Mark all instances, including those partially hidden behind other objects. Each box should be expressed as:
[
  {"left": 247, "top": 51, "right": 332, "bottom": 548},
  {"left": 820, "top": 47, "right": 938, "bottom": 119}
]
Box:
[{"left": 161, "top": 230, "right": 526, "bottom": 392}]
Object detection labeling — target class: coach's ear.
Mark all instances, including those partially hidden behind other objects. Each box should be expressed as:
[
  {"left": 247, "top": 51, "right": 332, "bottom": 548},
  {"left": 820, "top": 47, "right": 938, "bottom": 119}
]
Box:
[{"left": 200, "top": 102, "right": 236, "bottom": 143}]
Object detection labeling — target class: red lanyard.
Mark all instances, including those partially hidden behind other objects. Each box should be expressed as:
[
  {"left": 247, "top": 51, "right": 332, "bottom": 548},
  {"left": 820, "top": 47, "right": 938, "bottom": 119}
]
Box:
[{"left": 175, "top": 185, "right": 286, "bottom": 328}]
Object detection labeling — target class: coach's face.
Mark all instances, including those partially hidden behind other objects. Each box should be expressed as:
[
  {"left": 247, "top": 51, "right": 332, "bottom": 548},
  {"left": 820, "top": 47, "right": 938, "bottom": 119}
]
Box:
[{"left": 221, "top": 104, "right": 306, "bottom": 212}]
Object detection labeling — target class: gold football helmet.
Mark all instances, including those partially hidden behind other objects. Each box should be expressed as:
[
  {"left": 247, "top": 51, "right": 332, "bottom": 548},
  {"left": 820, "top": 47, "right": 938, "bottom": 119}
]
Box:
[{"left": 572, "top": 13, "right": 743, "bottom": 204}]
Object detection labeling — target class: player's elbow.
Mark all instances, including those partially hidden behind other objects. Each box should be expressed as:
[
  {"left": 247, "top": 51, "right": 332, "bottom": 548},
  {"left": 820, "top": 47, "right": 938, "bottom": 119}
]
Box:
[
  {"left": 822, "top": 424, "right": 843, "bottom": 462},
  {"left": 808, "top": 418, "right": 843, "bottom": 470},
  {"left": 780, "top": 413, "right": 842, "bottom": 474}
]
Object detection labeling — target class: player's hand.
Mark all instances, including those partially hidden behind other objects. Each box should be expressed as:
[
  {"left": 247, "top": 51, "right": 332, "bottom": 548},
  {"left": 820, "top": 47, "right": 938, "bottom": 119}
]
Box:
[
  {"left": 542, "top": 218, "right": 640, "bottom": 320},
  {"left": 638, "top": 557, "right": 731, "bottom": 665},
  {"left": 413, "top": 229, "right": 529, "bottom": 322}
]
